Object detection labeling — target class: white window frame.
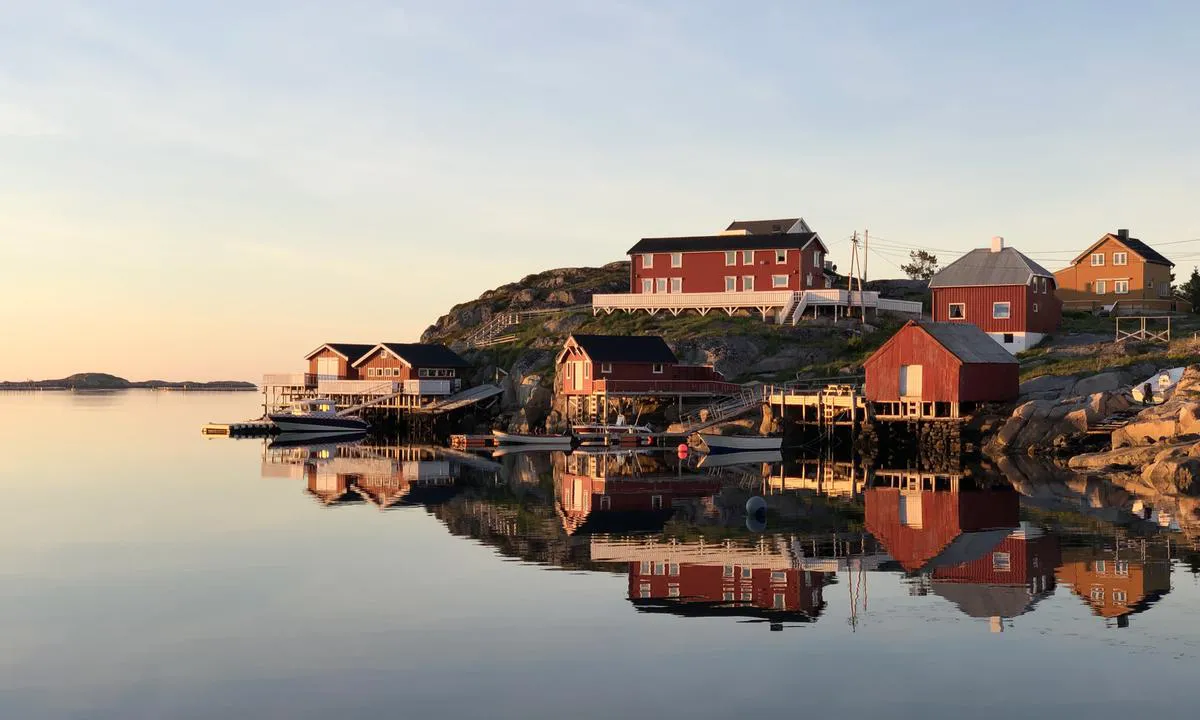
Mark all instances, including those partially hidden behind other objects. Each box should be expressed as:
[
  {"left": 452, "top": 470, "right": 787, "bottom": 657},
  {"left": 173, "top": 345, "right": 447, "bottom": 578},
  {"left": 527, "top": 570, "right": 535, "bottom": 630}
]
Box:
[
  {"left": 670, "top": 252, "right": 682, "bottom": 268},
  {"left": 775, "top": 249, "right": 787, "bottom": 263},
  {"left": 742, "top": 250, "right": 753, "bottom": 265},
  {"left": 813, "top": 250, "right": 821, "bottom": 267},
  {"left": 1113, "top": 589, "right": 1127, "bottom": 604},
  {"left": 651, "top": 495, "right": 663, "bottom": 510},
  {"left": 670, "top": 277, "right": 682, "bottom": 293},
  {"left": 599, "top": 495, "right": 611, "bottom": 510},
  {"left": 640, "top": 583, "right": 651, "bottom": 599},
  {"left": 639, "top": 560, "right": 651, "bottom": 574},
  {"left": 771, "top": 571, "right": 787, "bottom": 583},
  {"left": 771, "top": 274, "right": 789, "bottom": 288},
  {"left": 992, "top": 301, "right": 1011, "bottom": 319},
  {"left": 1146, "top": 278, "right": 1155, "bottom": 289},
  {"left": 741, "top": 567, "right": 752, "bottom": 579},
  {"left": 368, "top": 367, "right": 376, "bottom": 377},
  {"left": 651, "top": 363, "right": 664, "bottom": 375},
  {"left": 1033, "top": 302, "right": 1039, "bottom": 312},
  {"left": 655, "top": 278, "right": 667, "bottom": 293},
  {"left": 600, "top": 362, "right": 612, "bottom": 374},
  {"left": 642, "top": 253, "right": 654, "bottom": 268},
  {"left": 1094, "top": 560, "right": 1106, "bottom": 574},
  {"left": 724, "top": 250, "right": 736, "bottom": 266},
  {"left": 725, "top": 276, "right": 736, "bottom": 292},
  {"left": 1114, "top": 280, "right": 1129, "bottom": 294},
  {"left": 641, "top": 278, "right": 652, "bottom": 293},
  {"left": 992, "top": 552, "right": 1012, "bottom": 572},
  {"left": 669, "top": 563, "right": 679, "bottom": 577},
  {"left": 1113, "top": 252, "right": 1127, "bottom": 266},
  {"left": 668, "top": 584, "right": 680, "bottom": 598},
  {"left": 742, "top": 275, "right": 754, "bottom": 291},
  {"left": 1094, "top": 280, "right": 1106, "bottom": 295},
  {"left": 723, "top": 565, "right": 734, "bottom": 578},
  {"left": 947, "top": 303, "right": 966, "bottom": 320},
  {"left": 1091, "top": 253, "right": 1105, "bottom": 266},
  {"left": 740, "top": 590, "right": 753, "bottom": 601}
]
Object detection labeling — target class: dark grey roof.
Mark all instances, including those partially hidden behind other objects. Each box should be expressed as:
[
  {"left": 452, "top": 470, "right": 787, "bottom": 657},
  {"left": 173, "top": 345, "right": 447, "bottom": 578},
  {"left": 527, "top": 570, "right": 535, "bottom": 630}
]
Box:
[
  {"left": 357, "top": 343, "right": 469, "bottom": 368},
  {"left": 725, "top": 218, "right": 801, "bottom": 235},
  {"left": 928, "top": 247, "right": 1054, "bottom": 288},
  {"left": 570, "top": 334, "right": 678, "bottom": 364},
  {"left": 1120, "top": 238, "right": 1172, "bottom": 266},
  {"left": 922, "top": 529, "right": 1013, "bottom": 573},
  {"left": 919, "top": 321, "right": 1019, "bottom": 364},
  {"left": 306, "top": 343, "right": 376, "bottom": 363},
  {"left": 628, "top": 233, "right": 820, "bottom": 255},
  {"left": 932, "top": 582, "right": 1044, "bottom": 619}
]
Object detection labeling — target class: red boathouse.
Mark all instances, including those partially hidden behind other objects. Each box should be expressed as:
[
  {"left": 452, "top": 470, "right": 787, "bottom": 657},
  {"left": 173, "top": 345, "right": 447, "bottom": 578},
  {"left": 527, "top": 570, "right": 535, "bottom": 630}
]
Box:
[
  {"left": 305, "top": 343, "right": 376, "bottom": 380},
  {"left": 863, "top": 320, "right": 1019, "bottom": 419}
]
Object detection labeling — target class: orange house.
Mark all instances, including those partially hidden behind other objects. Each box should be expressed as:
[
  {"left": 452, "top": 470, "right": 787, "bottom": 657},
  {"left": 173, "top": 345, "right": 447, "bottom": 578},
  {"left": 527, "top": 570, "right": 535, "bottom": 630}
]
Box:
[
  {"left": 1055, "top": 546, "right": 1172, "bottom": 626},
  {"left": 1054, "top": 229, "right": 1188, "bottom": 311}
]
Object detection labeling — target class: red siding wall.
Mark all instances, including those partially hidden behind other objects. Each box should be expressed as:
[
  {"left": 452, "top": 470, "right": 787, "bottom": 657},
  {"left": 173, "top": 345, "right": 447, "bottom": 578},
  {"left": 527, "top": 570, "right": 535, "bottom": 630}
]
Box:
[
  {"left": 628, "top": 563, "right": 829, "bottom": 615},
  {"left": 931, "top": 284, "right": 1060, "bottom": 335},
  {"left": 557, "top": 353, "right": 723, "bottom": 396},
  {"left": 864, "top": 489, "right": 1020, "bottom": 572},
  {"left": 933, "top": 534, "right": 1061, "bottom": 586},
  {"left": 307, "top": 349, "right": 357, "bottom": 379},
  {"left": 864, "top": 325, "right": 963, "bottom": 403},
  {"left": 629, "top": 246, "right": 828, "bottom": 294},
  {"left": 355, "top": 350, "right": 461, "bottom": 381},
  {"left": 957, "top": 362, "right": 1020, "bottom": 403}
]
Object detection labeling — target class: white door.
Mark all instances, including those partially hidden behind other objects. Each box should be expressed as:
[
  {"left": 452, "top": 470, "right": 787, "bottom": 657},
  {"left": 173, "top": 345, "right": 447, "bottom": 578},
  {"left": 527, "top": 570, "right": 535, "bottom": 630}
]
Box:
[
  {"left": 573, "top": 361, "right": 584, "bottom": 391},
  {"left": 316, "top": 357, "right": 339, "bottom": 379},
  {"left": 899, "top": 365, "right": 923, "bottom": 397}
]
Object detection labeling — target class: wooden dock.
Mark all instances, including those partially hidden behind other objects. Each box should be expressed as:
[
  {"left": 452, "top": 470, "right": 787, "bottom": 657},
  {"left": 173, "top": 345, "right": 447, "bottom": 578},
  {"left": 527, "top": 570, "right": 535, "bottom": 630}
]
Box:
[{"left": 202, "top": 420, "right": 277, "bottom": 438}]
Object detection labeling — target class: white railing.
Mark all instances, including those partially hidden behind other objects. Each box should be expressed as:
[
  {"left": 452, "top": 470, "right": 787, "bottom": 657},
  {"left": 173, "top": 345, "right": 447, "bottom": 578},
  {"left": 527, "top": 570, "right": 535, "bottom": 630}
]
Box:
[
  {"left": 877, "top": 297, "right": 923, "bottom": 314},
  {"left": 262, "top": 373, "right": 311, "bottom": 387},
  {"left": 593, "top": 291, "right": 795, "bottom": 310},
  {"left": 318, "top": 379, "right": 398, "bottom": 395},
  {"left": 403, "top": 379, "right": 452, "bottom": 396}
]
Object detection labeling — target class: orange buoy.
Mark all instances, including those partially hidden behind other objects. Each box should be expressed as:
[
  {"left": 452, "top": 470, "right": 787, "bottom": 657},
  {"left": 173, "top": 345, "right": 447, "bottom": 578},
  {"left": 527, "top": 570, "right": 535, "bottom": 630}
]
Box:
[{"left": 677, "top": 443, "right": 688, "bottom": 454}]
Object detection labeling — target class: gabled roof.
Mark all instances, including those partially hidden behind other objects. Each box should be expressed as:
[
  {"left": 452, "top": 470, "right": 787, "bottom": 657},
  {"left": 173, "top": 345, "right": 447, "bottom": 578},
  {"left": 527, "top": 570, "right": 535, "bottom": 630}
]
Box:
[
  {"left": 866, "top": 321, "right": 1017, "bottom": 366},
  {"left": 725, "top": 218, "right": 802, "bottom": 235},
  {"left": 627, "top": 233, "right": 825, "bottom": 255},
  {"left": 304, "top": 343, "right": 376, "bottom": 363},
  {"left": 932, "top": 582, "right": 1046, "bottom": 620},
  {"left": 351, "top": 343, "right": 469, "bottom": 368},
  {"left": 565, "top": 334, "right": 678, "bottom": 364},
  {"left": 1071, "top": 233, "right": 1174, "bottom": 267},
  {"left": 928, "top": 247, "right": 1055, "bottom": 288}
]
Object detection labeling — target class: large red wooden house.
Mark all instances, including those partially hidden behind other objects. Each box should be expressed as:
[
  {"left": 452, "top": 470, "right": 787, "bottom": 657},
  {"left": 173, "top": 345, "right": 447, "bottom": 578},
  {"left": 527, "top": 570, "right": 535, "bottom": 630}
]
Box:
[
  {"left": 928, "top": 236, "right": 1061, "bottom": 353},
  {"left": 305, "top": 343, "right": 376, "bottom": 380},
  {"left": 351, "top": 342, "right": 469, "bottom": 389},
  {"left": 627, "top": 217, "right": 831, "bottom": 295}
]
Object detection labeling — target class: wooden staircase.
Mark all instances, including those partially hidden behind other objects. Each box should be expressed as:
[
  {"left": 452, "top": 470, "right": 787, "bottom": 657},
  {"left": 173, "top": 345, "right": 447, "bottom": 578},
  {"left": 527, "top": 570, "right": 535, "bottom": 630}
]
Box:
[
  {"left": 672, "top": 386, "right": 768, "bottom": 434},
  {"left": 461, "top": 306, "right": 588, "bottom": 349}
]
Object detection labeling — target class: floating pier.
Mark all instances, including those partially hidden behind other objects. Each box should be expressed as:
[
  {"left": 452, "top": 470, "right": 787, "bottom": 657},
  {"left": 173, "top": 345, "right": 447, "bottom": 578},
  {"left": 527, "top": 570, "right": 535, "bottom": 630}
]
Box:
[{"left": 202, "top": 420, "right": 277, "bottom": 438}]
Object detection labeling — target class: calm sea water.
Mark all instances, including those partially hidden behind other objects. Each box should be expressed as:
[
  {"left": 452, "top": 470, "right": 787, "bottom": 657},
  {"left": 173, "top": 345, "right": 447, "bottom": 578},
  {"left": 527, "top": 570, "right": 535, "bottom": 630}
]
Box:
[{"left": 3, "top": 391, "right": 1200, "bottom": 719}]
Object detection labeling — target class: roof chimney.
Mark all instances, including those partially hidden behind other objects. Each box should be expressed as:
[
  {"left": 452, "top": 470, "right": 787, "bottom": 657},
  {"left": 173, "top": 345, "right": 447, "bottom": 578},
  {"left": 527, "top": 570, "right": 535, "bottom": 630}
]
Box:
[
  {"left": 990, "top": 236, "right": 1004, "bottom": 253},
  {"left": 1117, "top": 228, "right": 1129, "bottom": 240}
]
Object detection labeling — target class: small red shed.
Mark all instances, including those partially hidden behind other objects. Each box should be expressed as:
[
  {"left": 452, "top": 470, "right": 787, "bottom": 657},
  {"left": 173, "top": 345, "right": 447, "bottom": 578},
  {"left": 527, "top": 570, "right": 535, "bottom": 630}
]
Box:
[
  {"left": 555, "top": 334, "right": 732, "bottom": 397},
  {"left": 863, "top": 320, "right": 1019, "bottom": 418}
]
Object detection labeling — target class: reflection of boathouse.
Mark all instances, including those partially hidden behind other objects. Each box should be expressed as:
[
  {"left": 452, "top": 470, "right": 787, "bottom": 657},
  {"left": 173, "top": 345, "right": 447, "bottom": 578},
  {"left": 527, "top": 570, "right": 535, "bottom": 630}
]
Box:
[
  {"left": 865, "top": 470, "right": 1059, "bottom": 625},
  {"left": 590, "top": 537, "right": 833, "bottom": 624},
  {"left": 1056, "top": 544, "right": 1172, "bottom": 626},
  {"left": 554, "top": 451, "right": 723, "bottom": 535}
]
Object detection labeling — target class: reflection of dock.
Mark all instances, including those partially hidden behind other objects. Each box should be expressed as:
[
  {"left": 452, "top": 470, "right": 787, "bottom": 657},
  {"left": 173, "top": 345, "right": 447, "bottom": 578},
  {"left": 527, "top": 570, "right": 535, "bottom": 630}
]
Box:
[{"left": 763, "top": 458, "right": 868, "bottom": 499}]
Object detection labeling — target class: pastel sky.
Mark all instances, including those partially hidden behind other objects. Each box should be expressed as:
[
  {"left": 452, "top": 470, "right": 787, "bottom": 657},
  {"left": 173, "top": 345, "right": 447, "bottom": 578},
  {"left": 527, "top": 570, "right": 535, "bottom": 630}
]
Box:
[{"left": 2, "top": 1, "right": 1199, "bottom": 380}]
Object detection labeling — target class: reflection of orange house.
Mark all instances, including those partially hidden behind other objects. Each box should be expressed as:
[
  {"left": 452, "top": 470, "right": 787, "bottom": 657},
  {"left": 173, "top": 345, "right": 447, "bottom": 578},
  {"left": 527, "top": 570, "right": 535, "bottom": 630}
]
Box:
[
  {"left": 1056, "top": 546, "right": 1172, "bottom": 624},
  {"left": 554, "top": 452, "right": 722, "bottom": 535}
]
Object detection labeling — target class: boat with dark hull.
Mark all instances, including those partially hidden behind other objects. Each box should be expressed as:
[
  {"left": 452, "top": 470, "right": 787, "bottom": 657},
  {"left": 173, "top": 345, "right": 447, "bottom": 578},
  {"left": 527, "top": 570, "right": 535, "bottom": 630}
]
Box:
[{"left": 268, "top": 398, "right": 369, "bottom": 434}]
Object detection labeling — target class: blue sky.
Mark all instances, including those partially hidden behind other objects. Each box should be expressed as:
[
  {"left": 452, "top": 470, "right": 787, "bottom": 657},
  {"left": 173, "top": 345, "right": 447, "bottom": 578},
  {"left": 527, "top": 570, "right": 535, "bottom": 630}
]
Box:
[{"left": 2, "top": 1, "right": 1199, "bottom": 379}]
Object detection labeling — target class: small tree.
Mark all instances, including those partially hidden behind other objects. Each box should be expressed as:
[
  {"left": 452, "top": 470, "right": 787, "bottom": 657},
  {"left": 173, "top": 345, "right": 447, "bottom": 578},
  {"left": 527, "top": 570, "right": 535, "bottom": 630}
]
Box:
[
  {"left": 901, "top": 250, "right": 939, "bottom": 282},
  {"left": 1179, "top": 266, "right": 1200, "bottom": 311}
]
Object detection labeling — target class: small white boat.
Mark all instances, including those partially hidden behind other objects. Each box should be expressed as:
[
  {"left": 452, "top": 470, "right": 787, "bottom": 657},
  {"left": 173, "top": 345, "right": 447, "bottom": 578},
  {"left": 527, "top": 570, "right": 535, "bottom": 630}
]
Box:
[
  {"left": 268, "top": 398, "right": 369, "bottom": 434},
  {"left": 697, "top": 433, "right": 783, "bottom": 454},
  {"left": 1132, "top": 367, "right": 1185, "bottom": 403},
  {"left": 572, "top": 423, "right": 653, "bottom": 446},
  {"left": 491, "top": 430, "right": 574, "bottom": 447}
]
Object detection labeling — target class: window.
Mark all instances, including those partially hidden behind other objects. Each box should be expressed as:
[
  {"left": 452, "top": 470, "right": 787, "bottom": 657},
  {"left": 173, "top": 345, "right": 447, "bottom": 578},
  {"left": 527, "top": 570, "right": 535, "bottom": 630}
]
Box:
[
  {"left": 599, "top": 495, "right": 611, "bottom": 510},
  {"left": 1160, "top": 282, "right": 1171, "bottom": 297},
  {"left": 1095, "top": 280, "right": 1106, "bottom": 294},
  {"left": 1115, "top": 561, "right": 1129, "bottom": 576},
  {"left": 670, "top": 278, "right": 682, "bottom": 293},
  {"left": 772, "top": 274, "right": 789, "bottom": 288},
  {"left": 656, "top": 278, "right": 667, "bottom": 293},
  {"left": 723, "top": 591, "right": 735, "bottom": 601},
  {"left": 1002, "top": 333, "right": 1014, "bottom": 343},
  {"left": 992, "top": 552, "right": 1012, "bottom": 571},
  {"left": 725, "top": 250, "right": 737, "bottom": 266},
  {"left": 1091, "top": 253, "right": 1105, "bottom": 266},
  {"left": 668, "top": 584, "right": 680, "bottom": 598},
  {"left": 1147, "top": 279, "right": 1155, "bottom": 289},
  {"left": 773, "top": 593, "right": 786, "bottom": 609},
  {"left": 741, "top": 591, "right": 753, "bottom": 601},
  {"left": 368, "top": 367, "right": 377, "bottom": 377},
  {"left": 640, "top": 583, "right": 652, "bottom": 599},
  {"left": 723, "top": 565, "right": 734, "bottom": 578},
  {"left": 775, "top": 249, "right": 787, "bottom": 263},
  {"left": 669, "top": 563, "right": 679, "bottom": 577},
  {"left": 725, "top": 276, "right": 737, "bottom": 291},
  {"left": 600, "top": 363, "right": 612, "bottom": 374},
  {"left": 1113, "top": 252, "right": 1127, "bottom": 265},
  {"left": 741, "top": 567, "right": 752, "bottom": 579},
  {"left": 805, "top": 273, "right": 813, "bottom": 287},
  {"left": 1033, "top": 303, "right": 1039, "bottom": 313},
  {"left": 1089, "top": 586, "right": 1104, "bottom": 601},
  {"left": 584, "top": 364, "right": 589, "bottom": 378},
  {"left": 642, "top": 254, "right": 653, "bottom": 268},
  {"left": 651, "top": 363, "right": 664, "bottom": 374},
  {"left": 814, "top": 250, "right": 822, "bottom": 267},
  {"left": 742, "top": 275, "right": 754, "bottom": 291},
  {"left": 1040, "top": 277, "right": 1048, "bottom": 293},
  {"left": 1094, "top": 560, "right": 1106, "bottom": 574},
  {"left": 641, "top": 278, "right": 652, "bottom": 293},
  {"left": 992, "top": 301, "right": 1011, "bottom": 319},
  {"left": 670, "top": 252, "right": 682, "bottom": 268},
  {"left": 948, "top": 303, "right": 966, "bottom": 319},
  {"left": 742, "top": 250, "right": 753, "bottom": 264},
  {"left": 651, "top": 495, "right": 663, "bottom": 510},
  {"left": 654, "top": 562, "right": 666, "bottom": 575},
  {"left": 392, "top": 368, "right": 401, "bottom": 377},
  {"left": 639, "top": 560, "right": 651, "bottom": 575},
  {"left": 771, "top": 571, "right": 787, "bottom": 583},
  {"left": 1113, "top": 590, "right": 1127, "bottom": 603},
  {"left": 1115, "top": 280, "right": 1129, "bottom": 294}
]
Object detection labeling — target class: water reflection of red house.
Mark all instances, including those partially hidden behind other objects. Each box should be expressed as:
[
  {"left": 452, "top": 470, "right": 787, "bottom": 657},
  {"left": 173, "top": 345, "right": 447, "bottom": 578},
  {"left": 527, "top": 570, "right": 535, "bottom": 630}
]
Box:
[
  {"left": 554, "top": 452, "right": 723, "bottom": 535},
  {"left": 591, "top": 538, "right": 833, "bottom": 625},
  {"left": 263, "top": 444, "right": 461, "bottom": 509}
]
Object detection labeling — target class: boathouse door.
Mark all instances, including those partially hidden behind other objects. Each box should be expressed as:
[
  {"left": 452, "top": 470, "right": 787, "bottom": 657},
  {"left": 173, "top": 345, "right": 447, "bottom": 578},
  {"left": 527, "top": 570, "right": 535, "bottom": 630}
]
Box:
[
  {"left": 572, "top": 362, "right": 584, "bottom": 391},
  {"left": 899, "top": 365, "right": 923, "bottom": 397},
  {"left": 317, "top": 357, "right": 339, "bottom": 379}
]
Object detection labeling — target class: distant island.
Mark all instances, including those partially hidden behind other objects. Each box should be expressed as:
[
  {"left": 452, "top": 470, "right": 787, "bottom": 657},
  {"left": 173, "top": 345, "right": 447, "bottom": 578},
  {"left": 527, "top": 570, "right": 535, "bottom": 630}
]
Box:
[{"left": 0, "top": 372, "right": 257, "bottom": 391}]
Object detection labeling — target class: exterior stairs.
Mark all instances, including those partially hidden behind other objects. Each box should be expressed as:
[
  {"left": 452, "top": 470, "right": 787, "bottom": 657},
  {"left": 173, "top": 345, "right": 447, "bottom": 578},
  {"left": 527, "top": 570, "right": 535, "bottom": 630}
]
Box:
[{"left": 672, "top": 386, "right": 768, "bottom": 434}]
